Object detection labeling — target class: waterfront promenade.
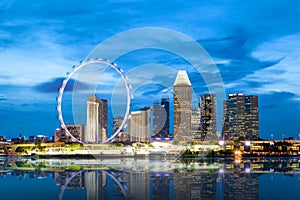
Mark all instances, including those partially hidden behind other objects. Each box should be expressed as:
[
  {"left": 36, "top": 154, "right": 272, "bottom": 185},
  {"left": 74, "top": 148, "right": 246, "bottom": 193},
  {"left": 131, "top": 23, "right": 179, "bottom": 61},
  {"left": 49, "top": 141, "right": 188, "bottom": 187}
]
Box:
[{"left": 1, "top": 139, "right": 300, "bottom": 158}]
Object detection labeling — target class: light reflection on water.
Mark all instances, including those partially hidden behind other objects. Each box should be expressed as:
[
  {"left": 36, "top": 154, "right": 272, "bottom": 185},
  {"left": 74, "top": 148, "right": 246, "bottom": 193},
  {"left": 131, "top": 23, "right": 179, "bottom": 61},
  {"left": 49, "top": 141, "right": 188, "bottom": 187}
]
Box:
[{"left": 0, "top": 157, "right": 300, "bottom": 200}]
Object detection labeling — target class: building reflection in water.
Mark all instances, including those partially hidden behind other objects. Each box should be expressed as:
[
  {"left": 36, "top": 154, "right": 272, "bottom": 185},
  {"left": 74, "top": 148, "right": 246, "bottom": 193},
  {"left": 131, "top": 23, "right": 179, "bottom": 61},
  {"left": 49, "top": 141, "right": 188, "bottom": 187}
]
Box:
[
  {"left": 2, "top": 158, "right": 300, "bottom": 200},
  {"left": 150, "top": 172, "right": 173, "bottom": 200},
  {"left": 222, "top": 172, "right": 259, "bottom": 200},
  {"left": 173, "top": 172, "right": 218, "bottom": 199},
  {"left": 128, "top": 172, "right": 150, "bottom": 200},
  {"left": 55, "top": 171, "right": 85, "bottom": 190},
  {"left": 84, "top": 171, "right": 107, "bottom": 200},
  {"left": 55, "top": 169, "right": 252, "bottom": 200}
]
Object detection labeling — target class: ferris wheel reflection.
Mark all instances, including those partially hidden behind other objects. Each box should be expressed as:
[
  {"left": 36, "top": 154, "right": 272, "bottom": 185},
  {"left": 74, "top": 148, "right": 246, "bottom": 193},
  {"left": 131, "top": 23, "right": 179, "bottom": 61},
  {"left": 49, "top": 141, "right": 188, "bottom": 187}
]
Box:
[{"left": 58, "top": 170, "right": 128, "bottom": 200}]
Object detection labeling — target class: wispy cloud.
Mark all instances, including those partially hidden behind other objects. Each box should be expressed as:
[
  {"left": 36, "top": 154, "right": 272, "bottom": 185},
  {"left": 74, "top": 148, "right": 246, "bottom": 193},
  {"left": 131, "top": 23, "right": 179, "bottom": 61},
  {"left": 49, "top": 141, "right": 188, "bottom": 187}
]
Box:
[
  {"left": 226, "top": 34, "right": 300, "bottom": 100},
  {"left": 0, "top": 95, "right": 7, "bottom": 101},
  {"left": 34, "top": 77, "right": 90, "bottom": 93}
]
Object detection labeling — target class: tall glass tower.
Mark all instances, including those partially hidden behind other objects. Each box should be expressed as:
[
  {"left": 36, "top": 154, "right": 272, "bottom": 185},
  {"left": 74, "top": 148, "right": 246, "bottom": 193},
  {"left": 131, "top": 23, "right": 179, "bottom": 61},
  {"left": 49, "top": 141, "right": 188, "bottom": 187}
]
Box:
[
  {"left": 200, "top": 94, "right": 217, "bottom": 141},
  {"left": 244, "top": 95, "right": 259, "bottom": 139},
  {"left": 85, "top": 95, "right": 108, "bottom": 143},
  {"left": 173, "top": 70, "right": 192, "bottom": 143},
  {"left": 161, "top": 98, "right": 170, "bottom": 134},
  {"left": 153, "top": 98, "right": 170, "bottom": 136}
]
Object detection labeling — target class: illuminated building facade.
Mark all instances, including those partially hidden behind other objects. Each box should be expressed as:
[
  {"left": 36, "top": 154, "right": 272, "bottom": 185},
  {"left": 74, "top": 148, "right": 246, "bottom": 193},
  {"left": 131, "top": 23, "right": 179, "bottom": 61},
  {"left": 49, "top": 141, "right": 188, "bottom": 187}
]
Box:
[
  {"left": 85, "top": 96, "right": 108, "bottom": 143},
  {"left": 222, "top": 93, "right": 259, "bottom": 140},
  {"left": 222, "top": 100, "right": 229, "bottom": 140},
  {"left": 200, "top": 94, "right": 217, "bottom": 141},
  {"left": 244, "top": 95, "right": 259, "bottom": 139},
  {"left": 58, "top": 124, "right": 84, "bottom": 142},
  {"left": 173, "top": 70, "right": 192, "bottom": 142}
]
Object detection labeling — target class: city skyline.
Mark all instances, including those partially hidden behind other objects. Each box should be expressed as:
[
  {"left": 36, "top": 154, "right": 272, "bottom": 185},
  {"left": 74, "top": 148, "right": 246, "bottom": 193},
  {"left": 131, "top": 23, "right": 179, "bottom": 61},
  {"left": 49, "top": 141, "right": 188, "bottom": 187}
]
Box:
[
  {"left": 53, "top": 78, "right": 261, "bottom": 144},
  {"left": 0, "top": 72, "right": 293, "bottom": 142},
  {"left": 0, "top": 1, "right": 300, "bottom": 139}
]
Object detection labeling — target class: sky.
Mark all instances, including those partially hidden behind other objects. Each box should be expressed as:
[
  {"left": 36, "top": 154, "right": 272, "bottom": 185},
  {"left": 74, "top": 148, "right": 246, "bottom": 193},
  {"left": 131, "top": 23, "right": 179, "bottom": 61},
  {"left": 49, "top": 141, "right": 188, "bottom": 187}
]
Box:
[{"left": 0, "top": 0, "right": 300, "bottom": 139}]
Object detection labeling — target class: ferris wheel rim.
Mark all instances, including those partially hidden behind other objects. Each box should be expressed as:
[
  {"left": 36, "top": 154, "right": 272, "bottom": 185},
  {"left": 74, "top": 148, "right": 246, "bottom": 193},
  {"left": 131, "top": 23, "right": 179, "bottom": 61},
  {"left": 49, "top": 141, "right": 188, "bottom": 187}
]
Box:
[{"left": 57, "top": 58, "right": 131, "bottom": 144}]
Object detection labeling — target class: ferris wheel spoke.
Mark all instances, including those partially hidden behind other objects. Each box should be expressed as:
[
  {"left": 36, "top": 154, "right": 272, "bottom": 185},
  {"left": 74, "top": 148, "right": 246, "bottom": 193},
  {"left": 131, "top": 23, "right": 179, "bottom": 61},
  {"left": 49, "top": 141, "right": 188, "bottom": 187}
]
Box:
[{"left": 57, "top": 58, "right": 131, "bottom": 144}]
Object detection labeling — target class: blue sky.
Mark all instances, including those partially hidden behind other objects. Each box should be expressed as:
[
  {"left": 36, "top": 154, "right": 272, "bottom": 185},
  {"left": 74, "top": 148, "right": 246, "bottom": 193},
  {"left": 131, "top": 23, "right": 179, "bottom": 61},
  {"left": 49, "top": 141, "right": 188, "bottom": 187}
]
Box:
[{"left": 0, "top": 0, "right": 300, "bottom": 139}]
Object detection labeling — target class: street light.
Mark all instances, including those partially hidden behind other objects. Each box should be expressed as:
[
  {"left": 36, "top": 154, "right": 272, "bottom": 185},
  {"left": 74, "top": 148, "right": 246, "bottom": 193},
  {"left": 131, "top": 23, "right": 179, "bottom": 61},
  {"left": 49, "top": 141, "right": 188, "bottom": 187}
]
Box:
[{"left": 245, "top": 141, "right": 251, "bottom": 146}]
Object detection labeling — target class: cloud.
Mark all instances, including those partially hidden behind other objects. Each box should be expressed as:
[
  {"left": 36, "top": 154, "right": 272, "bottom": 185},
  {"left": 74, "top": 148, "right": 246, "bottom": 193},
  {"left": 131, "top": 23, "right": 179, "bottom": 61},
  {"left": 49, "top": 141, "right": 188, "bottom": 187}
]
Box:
[
  {"left": 0, "top": 74, "right": 10, "bottom": 79},
  {"left": 34, "top": 77, "right": 90, "bottom": 93},
  {"left": 225, "top": 34, "right": 300, "bottom": 100},
  {"left": 0, "top": 96, "right": 7, "bottom": 101},
  {"left": 136, "top": 84, "right": 167, "bottom": 97},
  {"left": 0, "top": 30, "right": 12, "bottom": 51},
  {"left": 0, "top": 84, "right": 58, "bottom": 112}
]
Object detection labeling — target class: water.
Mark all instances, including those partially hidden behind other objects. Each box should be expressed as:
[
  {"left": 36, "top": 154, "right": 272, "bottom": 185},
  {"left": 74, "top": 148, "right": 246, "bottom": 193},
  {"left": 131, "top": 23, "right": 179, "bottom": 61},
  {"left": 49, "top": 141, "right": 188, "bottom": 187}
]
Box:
[{"left": 0, "top": 157, "right": 300, "bottom": 200}]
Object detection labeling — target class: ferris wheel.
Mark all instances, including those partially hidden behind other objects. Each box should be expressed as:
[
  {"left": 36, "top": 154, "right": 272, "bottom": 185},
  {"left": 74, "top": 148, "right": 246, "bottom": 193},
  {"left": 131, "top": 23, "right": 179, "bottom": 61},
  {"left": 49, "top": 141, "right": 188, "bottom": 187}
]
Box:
[{"left": 56, "top": 58, "right": 131, "bottom": 144}]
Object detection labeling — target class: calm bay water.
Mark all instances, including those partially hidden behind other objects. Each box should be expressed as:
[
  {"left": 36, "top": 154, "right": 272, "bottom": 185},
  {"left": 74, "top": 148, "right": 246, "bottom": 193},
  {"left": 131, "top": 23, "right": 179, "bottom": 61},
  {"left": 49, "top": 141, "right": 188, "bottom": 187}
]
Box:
[{"left": 0, "top": 157, "right": 300, "bottom": 200}]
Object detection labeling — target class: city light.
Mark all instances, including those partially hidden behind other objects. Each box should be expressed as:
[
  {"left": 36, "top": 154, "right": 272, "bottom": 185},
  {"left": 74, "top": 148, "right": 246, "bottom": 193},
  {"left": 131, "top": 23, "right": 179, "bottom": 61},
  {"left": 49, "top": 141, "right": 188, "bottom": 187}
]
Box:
[{"left": 245, "top": 141, "right": 251, "bottom": 146}]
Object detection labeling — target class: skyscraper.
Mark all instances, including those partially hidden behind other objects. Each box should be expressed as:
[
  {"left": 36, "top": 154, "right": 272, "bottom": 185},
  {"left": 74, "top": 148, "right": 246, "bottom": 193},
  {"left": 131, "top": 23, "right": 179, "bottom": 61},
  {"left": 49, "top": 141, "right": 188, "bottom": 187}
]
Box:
[
  {"left": 244, "top": 95, "right": 259, "bottom": 139},
  {"left": 222, "top": 100, "right": 229, "bottom": 140},
  {"left": 85, "top": 96, "right": 108, "bottom": 143},
  {"left": 127, "top": 107, "right": 151, "bottom": 143},
  {"left": 161, "top": 98, "right": 170, "bottom": 134},
  {"left": 222, "top": 93, "right": 259, "bottom": 140},
  {"left": 224, "top": 93, "right": 245, "bottom": 140},
  {"left": 173, "top": 70, "right": 192, "bottom": 143},
  {"left": 153, "top": 100, "right": 162, "bottom": 135},
  {"left": 200, "top": 94, "right": 217, "bottom": 141},
  {"left": 153, "top": 98, "right": 170, "bottom": 136}
]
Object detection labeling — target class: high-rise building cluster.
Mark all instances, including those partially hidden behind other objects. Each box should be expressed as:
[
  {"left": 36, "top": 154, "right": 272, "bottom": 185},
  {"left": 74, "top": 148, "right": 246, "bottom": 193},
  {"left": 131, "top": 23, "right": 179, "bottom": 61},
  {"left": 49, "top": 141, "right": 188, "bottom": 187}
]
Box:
[
  {"left": 56, "top": 95, "right": 109, "bottom": 144},
  {"left": 222, "top": 93, "right": 259, "bottom": 140},
  {"left": 57, "top": 70, "right": 259, "bottom": 143}
]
